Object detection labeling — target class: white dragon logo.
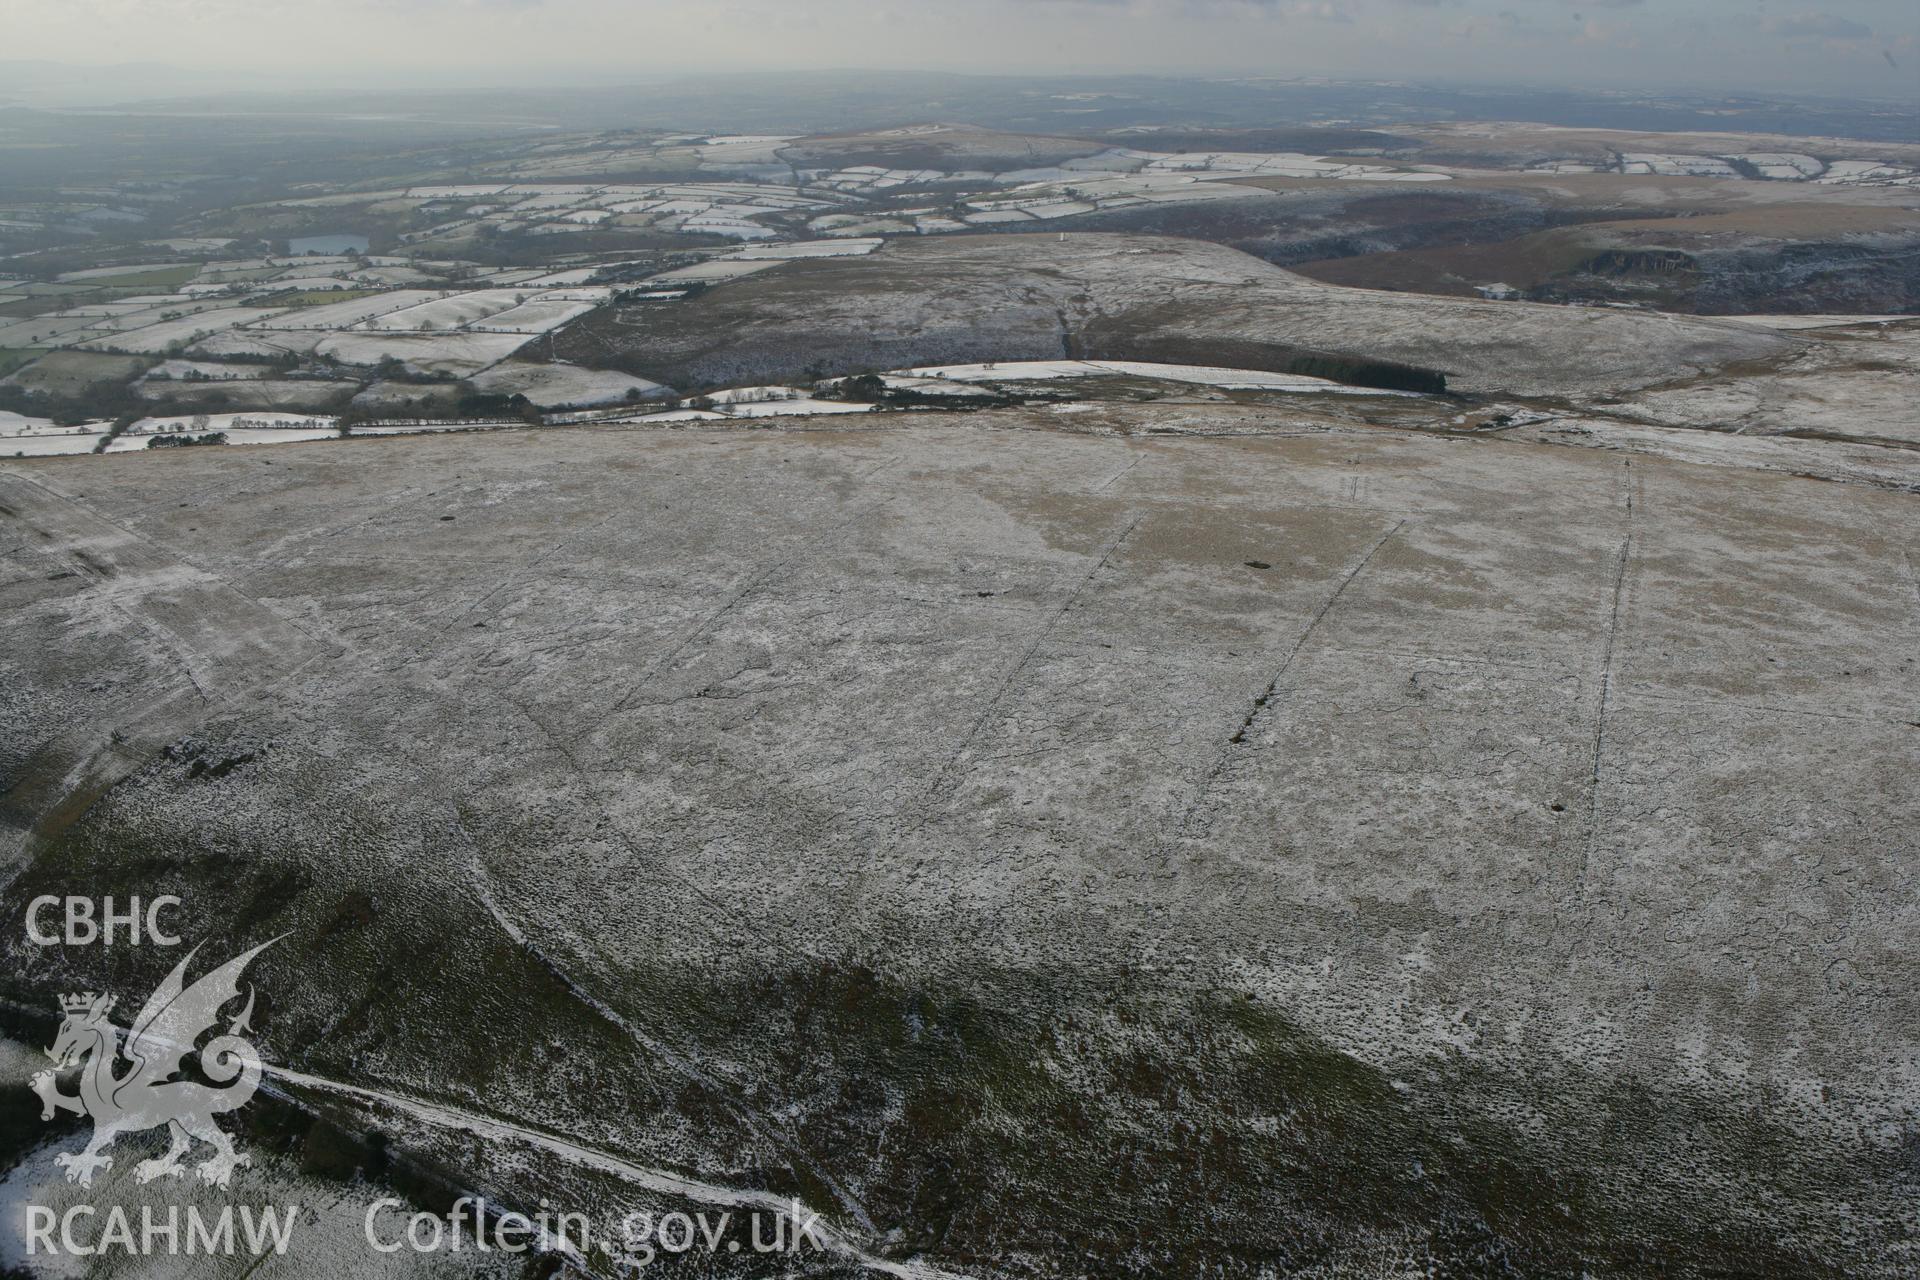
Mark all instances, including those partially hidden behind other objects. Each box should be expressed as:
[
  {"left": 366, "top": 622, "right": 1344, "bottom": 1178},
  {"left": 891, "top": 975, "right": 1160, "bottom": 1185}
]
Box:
[{"left": 30, "top": 938, "right": 278, "bottom": 1189}]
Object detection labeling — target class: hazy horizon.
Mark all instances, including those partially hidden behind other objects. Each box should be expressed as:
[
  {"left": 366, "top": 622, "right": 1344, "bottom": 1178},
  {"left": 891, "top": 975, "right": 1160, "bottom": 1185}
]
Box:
[{"left": 4, "top": 0, "right": 1915, "bottom": 103}]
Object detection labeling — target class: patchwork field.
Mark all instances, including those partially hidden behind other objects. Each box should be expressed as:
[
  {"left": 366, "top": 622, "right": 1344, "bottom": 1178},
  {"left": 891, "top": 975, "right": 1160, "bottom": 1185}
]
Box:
[{"left": 5, "top": 114, "right": 1916, "bottom": 446}]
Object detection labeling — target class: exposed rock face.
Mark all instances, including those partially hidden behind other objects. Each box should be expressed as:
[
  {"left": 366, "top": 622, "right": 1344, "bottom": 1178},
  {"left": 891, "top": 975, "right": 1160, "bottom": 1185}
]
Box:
[
  {"left": 1533, "top": 238, "right": 1920, "bottom": 313},
  {"left": 1688, "top": 239, "right": 1920, "bottom": 313}
]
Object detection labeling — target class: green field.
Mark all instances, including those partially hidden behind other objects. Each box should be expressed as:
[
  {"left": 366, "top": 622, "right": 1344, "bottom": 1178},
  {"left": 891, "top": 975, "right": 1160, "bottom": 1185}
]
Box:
[
  {"left": 0, "top": 347, "right": 43, "bottom": 380},
  {"left": 3, "top": 349, "right": 147, "bottom": 394},
  {"left": 194, "top": 268, "right": 285, "bottom": 285},
  {"left": 267, "top": 288, "right": 381, "bottom": 307},
  {"left": 84, "top": 264, "right": 201, "bottom": 289}
]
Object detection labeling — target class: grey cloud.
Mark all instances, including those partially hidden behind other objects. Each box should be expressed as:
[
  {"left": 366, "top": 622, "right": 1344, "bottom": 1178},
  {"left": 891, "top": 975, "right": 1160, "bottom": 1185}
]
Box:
[{"left": 1765, "top": 12, "right": 1873, "bottom": 38}]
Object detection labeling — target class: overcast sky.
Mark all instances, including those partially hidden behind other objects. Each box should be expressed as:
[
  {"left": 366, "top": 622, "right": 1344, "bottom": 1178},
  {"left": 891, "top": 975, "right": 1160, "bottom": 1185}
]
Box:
[{"left": 7, "top": 0, "right": 1915, "bottom": 99}]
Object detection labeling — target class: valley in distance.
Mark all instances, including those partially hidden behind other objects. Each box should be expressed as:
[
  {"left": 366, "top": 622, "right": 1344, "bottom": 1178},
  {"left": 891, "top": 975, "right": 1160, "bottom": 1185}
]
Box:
[{"left": 1, "top": 65, "right": 1917, "bottom": 1280}]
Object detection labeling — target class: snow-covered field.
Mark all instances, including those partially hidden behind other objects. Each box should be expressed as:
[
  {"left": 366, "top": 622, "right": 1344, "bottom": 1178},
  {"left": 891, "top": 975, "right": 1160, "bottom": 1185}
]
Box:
[
  {"left": 810, "top": 165, "right": 993, "bottom": 192},
  {"left": 81, "top": 297, "right": 244, "bottom": 333},
  {"left": 699, "top": 386, "right": 809, "bottom": 405},
  {"left": 191, "top": 329, "right": 326, "bottom": 359},
  {"left": 283, "top": 179, "right": 851, "bottom": 246},
  {"left": 104, "top": 426, "right": 337, "bottom": 452},
  {"left": 1717, "top": 314, "right": 1920, "bottom": 331},
  {"left": 681, "top": 216, "right": 779, "bottom": 240},
  {"left": 467, "top": 298, "right": 602, "bottom": 333},
  {"left": 253, "top": 290, "right": 448, "bottom": 330},
  {"left": 0, "top": 411, "right": 112, "bottom": 457},
  {"left": 125, "top": 411, "right": 336, "bottom": 434},
  {"left": 469, "top": 362, "right": 667, "bottom": 407},
  {"left": 0, "top": 410, "right": 75, "bottom": 434},
  {"left": 1, "top": 433, "right": 105, "bottom": 456},
  {"left": 809, "top": 217, "right": 917, "bottom": 236},
  {"left": 315, "top": 331, "right": 535, "bottom": 376},
  {"left": 351, "top": 421, "right": 523, "bottom": 435},
  {"left": 647, "top": 259, "right": 784, "bottom": 284},
  {"left": 714, "top": 398, "right": 876, "bottom": 417},
  {"left": 11, "top": 126, "right": 1912, "bottom": 479},
  {"left": 868, "top": 376, "right": 1001, "bottom": 397},
  {"left": 1620, "top": 153, "right": 1739, "bottom": 177},
  {"left": 1730, "top": 153, "right": 1826, "bottom": 179},
  {"left": 80, "top": 306, "right": 292, "bottom": 353},
  {"left": 10, "top": 407, "right": 1913, "bottom": 1273},
  {"left": 899, "top": 360, "right": 1425, "bottom": 394},
  {"left": 1816, "top": 160, "right": 1920, "bottom": 186},
  {"left": 610, "top": 407, "right": 730, "bottom": 422},
  {"left": 361, "top": 290, "right": 529, "bottom": 331},
  {"left": 531, "top": 286, "right": 616, "bottom": 302},
  {"left": 94, "top": 411, "right": 338, "bottom": 451},
  {"left": 1140, "top": 150, "right": 1446, "bottom": 181},
  {"left": 641, "top": 388, "right": 879, "bottom": 419},
  {"left": 0, "top": 314, "right": 111, "bottom": 347},
  {"left": 54, "top": 300, "right": 157, "bottom": 317},
  {"left": 854, "top": 147, "right": 1456, "bottom": 229},
  {"left": 249, "top": 147, "right": 1454, "bottom": 254},
  {"left": 728, "top": 238, "right": 884, "bottom": 260},
  {"left": 1507, "top": 148, "right": 1913, "bottom": 186},
  {"left": 140, "top": 358, "right": 271, "bottom": 381}
]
